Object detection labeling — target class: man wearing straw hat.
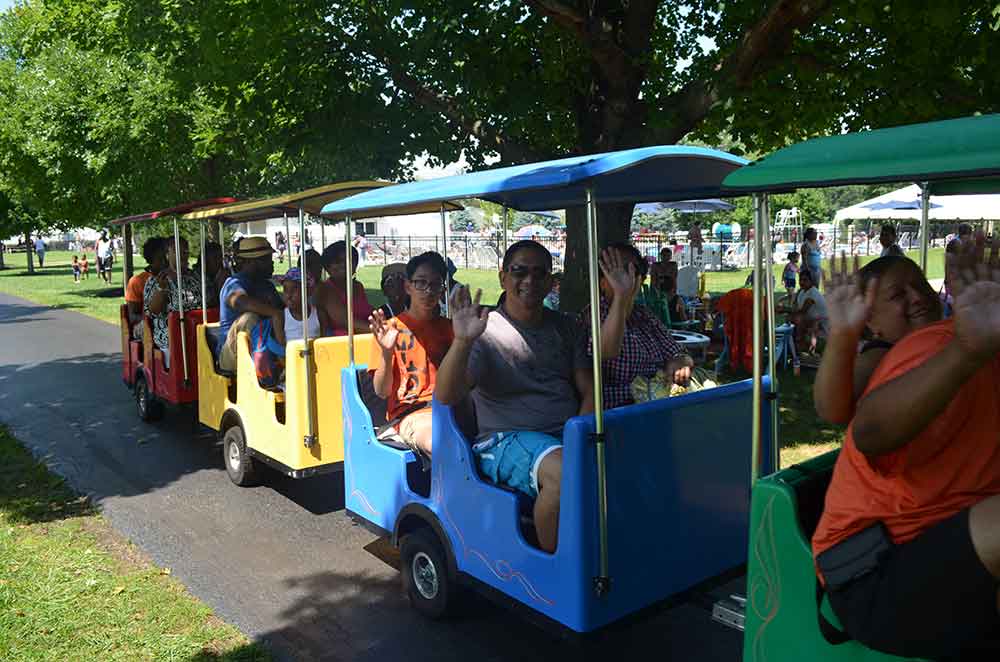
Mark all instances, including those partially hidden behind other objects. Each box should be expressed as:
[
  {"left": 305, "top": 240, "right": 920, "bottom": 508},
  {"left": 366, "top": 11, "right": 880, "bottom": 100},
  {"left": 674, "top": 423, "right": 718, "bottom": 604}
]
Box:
[{"left": 218, "top": 237, "right": 285, "bottom": 372}]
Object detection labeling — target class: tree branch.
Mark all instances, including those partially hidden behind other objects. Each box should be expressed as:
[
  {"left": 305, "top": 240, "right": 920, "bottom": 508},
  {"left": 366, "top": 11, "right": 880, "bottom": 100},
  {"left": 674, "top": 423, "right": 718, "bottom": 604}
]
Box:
[
  {"left": 378, "top": 58, "right": 538, "bottom": 164},
  {"left": 651, "top": 0, "right": 835, "bottom": 143}
]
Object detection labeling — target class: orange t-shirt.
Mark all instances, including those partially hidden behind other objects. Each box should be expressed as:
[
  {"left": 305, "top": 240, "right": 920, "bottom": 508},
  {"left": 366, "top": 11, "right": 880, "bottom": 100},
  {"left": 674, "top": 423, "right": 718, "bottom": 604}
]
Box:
[
  {"left": 813, "top": 320, "right": 1000, "bottom": 560},
  {"left": 368, "top": 312, "right": 453, "bottom": 422},
  {"left": 125, "top": 271, "right": 152, "bottom": 304}
]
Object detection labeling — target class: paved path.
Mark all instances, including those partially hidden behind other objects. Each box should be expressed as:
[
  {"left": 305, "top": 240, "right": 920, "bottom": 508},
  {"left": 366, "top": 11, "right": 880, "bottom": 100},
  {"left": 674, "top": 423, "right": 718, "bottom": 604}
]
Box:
[{"left": 0, "top": 292, "right": 742, "bottom": 662}]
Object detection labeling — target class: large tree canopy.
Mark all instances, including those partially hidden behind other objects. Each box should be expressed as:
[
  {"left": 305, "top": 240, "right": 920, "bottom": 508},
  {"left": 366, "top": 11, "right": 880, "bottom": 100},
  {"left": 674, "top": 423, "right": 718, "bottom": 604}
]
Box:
[{"left": 1, "top": 0, "right": 998, "bottom": 304}]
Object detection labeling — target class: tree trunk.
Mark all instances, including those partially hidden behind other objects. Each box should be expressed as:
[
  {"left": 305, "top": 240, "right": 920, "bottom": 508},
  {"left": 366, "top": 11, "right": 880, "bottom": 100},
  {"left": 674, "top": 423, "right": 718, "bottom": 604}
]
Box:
[
  {"left": 24, "top": 233, "right": 34, "bottom": 274},
  {"left": 560, "top": 201, "right": 634, "bottom": 312}
]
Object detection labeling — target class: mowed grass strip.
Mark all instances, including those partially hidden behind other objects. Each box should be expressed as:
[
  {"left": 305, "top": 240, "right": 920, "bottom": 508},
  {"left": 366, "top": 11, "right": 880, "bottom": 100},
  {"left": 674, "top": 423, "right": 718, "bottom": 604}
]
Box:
[{"left": 0, "top": 426, "right": 270, "bottom": 662}]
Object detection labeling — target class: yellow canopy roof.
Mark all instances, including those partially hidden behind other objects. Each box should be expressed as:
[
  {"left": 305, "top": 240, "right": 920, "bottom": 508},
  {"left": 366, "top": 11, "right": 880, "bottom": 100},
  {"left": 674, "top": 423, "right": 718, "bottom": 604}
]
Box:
[{"left": 180, "top": 180, "right": 461, "bottom": 223}]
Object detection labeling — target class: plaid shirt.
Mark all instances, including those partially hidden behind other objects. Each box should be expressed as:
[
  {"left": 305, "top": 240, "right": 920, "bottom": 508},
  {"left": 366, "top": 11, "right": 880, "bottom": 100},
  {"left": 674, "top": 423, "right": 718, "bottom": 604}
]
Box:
[{"left": 581, "top": 298, "right": 687, "bottom": 409}]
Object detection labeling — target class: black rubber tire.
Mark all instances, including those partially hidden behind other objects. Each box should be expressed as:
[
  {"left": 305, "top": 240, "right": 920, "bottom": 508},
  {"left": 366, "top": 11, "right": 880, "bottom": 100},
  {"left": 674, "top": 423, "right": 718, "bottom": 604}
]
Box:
[
  {"left": 222, "top": 423, "right": 261, "bottom": 487},
  {"left": 400, "top": 528, "right": 453, "bottom": 619},
  {"left": 135, "top": 374, "right": 164, "bottom": 422}
]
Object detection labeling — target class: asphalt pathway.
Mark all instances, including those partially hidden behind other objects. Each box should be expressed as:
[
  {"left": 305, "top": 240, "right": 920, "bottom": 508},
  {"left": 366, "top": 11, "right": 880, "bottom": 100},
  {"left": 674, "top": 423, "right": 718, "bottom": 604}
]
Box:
[{"left": 0, "top": 292, "right": 743, "bottom": 662}]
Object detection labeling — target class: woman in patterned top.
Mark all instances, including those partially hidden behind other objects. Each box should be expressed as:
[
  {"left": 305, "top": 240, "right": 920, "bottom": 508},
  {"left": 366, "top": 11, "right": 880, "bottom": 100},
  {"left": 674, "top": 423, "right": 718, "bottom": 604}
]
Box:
[
  {"left": 143, "top": 237, "right": 203, "bottom": 369},
  {"left": 580, "top": 242, "right": 693, "bottom": 409}
]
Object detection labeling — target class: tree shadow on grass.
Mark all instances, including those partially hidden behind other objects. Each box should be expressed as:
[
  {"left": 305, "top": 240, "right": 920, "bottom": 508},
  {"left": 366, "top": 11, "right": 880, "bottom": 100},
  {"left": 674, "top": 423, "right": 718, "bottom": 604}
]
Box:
[{"left": 0, "top": 427, "right": 95, "bottom": 525}]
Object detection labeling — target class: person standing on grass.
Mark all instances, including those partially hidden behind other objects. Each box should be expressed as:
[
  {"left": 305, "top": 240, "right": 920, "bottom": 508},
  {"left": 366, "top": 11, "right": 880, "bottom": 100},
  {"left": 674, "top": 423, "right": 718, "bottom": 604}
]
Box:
[
  {"left": 80, "top": 254, "right": 89, "bottom": 279},
  {"left": 32, "top": 236, "right": 46, "bottom": 268},
  {"left": 72, "top": 256, "right": 81, "bottom": 283},
  {"left": 95, "top": 231, "right": 114, "bottom": 284}
]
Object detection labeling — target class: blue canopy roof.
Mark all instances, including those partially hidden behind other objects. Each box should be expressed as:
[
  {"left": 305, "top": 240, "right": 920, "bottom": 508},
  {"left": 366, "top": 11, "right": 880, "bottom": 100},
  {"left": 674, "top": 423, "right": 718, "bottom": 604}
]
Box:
[{"left": 322, "top": 146, "right": 747, "bottom": 217}]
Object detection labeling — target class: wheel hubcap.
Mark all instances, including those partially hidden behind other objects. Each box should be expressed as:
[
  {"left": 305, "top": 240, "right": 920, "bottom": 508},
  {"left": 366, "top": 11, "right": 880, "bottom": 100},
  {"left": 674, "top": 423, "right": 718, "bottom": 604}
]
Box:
[
  {"left": 228, "top": 440, "right": 241, "bottom": 472},
  {"left": 411, "top": 551, "right": 439, "bottom": 600}
]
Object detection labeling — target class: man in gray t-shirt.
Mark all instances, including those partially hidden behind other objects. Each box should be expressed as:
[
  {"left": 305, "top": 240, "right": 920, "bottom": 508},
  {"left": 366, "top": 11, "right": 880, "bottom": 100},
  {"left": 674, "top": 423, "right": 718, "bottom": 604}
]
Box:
[{"left": 436, "top": 241, "right": 593, "bottom": 553}]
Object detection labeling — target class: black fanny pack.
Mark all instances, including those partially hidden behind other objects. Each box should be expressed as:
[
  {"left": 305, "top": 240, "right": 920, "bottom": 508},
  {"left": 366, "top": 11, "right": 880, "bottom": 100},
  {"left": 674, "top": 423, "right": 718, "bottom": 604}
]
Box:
[
  {"left": 817, "top": 522, "right": 893, "bottom": 591},
  {"left": 815, "top": 522, "right": 894, "bottom": 645}
]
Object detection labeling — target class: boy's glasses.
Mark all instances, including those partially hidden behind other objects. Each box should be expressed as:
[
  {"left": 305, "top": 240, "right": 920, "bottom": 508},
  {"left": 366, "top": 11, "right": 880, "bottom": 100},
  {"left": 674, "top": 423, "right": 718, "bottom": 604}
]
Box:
[
  {"left": 505, "top": 265, "right": 551, "bottom": 279},
  {"left": 409, "top": 278, "right": 445, "bottom": 292}
]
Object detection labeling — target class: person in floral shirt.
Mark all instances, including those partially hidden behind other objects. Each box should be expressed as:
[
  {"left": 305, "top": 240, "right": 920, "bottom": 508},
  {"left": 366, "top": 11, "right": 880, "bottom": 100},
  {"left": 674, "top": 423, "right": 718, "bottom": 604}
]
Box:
[
  {"left": 143, "top": 237, "right": 203, "bottom": 369},
  {"left": 580, "top": 243, "right": 692, "bottom": 409}
]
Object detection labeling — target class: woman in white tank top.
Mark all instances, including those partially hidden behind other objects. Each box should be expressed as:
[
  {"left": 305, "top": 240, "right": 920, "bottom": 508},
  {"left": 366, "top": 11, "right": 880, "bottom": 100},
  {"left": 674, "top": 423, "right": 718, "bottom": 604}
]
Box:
[{"left": 279, "top": 267, "right": 322, "bottom": 342}]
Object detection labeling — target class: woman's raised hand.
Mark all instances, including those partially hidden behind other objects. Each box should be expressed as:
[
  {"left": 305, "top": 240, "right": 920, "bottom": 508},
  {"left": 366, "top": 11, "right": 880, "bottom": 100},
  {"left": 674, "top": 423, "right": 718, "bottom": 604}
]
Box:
[
  {"left": 598, "top": 247, "right": 636, "bottom": 300},
  {"left": 450, "top": 285, "right": 488, "bottom": 341},
  {"left": 823, "top": 252, "right": 876, "bottom": 337},
  {"left": 952, "top": 235, "right": 1000, "bottom": 359},
  {"left": 369, "top": 309, "right": 399, "bottom": 352}
]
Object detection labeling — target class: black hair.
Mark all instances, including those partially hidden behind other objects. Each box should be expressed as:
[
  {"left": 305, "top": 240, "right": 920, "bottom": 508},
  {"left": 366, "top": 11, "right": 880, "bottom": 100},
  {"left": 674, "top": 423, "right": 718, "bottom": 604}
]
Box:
[
  {"left": 204, "top": 241, "right": 222, "bottom": 256},
  {"left": 406, "top": 251, "right": 447, "bottom": 280},
  {"left": 804, "top": 227, "right": 817, "bottom": 240},
  {"left": 880, "top": 224, "right": 897, "bottom": 237},
  {"left": 787, "top": 251, "right": 799, "bottom": 260},
  {"left": 502, "top": 240, "right": 552, "bottom": 271},
  {"left": 605, "top": 241, "right": 649, "bottom": 277},
  {"left": 142, "top": 236, "right": 166, "bottom": 263},
  {"left": 799, "top": 267, "right": 816, "bottom": 284},
  {"left": 958, "top": 223, "right": 972, "bottom": 236},
  {"left": 857, "top": 255, "right": 927, "bottom": 295},
  {"left": 321, "top": 240, "right": 358, "bottom": 266}
]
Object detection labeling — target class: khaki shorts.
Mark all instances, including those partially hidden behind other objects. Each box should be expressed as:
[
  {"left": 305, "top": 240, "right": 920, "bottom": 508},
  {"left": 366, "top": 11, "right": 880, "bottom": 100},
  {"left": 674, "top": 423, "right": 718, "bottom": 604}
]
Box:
[{"left": 397, "top": 407, "right": 433, "bottom": 451}]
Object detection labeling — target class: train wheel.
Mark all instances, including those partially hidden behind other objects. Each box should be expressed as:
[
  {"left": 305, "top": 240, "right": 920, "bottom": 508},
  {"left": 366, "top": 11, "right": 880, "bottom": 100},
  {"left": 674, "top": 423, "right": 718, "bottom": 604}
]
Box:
[
  {"left": 401, "top": 528, "right": 452, "bottom": 619},
  {"left": 135, "top": 374, "right": 164, "bottom": 422},
  {"left": 222, "top": 423, "right": 260, "bottom": 487}
]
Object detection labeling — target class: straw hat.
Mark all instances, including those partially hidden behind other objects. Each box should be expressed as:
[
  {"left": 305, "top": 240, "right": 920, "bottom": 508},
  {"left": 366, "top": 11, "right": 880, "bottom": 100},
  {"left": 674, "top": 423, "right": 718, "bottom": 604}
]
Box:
[{"left": 235, "top": 236, "right": 274, "bottom": 259}]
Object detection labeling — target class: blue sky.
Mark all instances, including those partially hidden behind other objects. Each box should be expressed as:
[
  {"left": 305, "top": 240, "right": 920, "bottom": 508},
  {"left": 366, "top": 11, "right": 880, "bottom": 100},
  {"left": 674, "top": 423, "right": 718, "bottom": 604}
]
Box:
[{"left": 0, "top": 0, "right": 14, "bottom": 11}]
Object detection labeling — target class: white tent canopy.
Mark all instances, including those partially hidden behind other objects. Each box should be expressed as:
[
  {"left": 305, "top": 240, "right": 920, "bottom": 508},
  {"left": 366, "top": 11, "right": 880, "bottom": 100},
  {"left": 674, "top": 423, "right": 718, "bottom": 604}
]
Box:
[{"left": 835, "top": 184, "right": 1000, "bottom": 222}]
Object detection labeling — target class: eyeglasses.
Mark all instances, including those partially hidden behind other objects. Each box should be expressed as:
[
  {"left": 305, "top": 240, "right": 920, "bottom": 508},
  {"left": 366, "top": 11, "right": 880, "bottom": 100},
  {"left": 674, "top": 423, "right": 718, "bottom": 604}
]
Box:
[
  {"left": 409, "top": 278, "right": 445, "bottom": 293},
  {"left": 505, "top": 265, "right": 551, "bottom": 279}
]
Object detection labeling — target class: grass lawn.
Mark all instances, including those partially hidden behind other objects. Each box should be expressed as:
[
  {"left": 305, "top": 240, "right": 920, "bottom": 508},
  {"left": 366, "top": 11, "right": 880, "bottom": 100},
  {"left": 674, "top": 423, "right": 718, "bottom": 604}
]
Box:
[{"left": 0, "top": 425, "right": 269, "bottom": 661}]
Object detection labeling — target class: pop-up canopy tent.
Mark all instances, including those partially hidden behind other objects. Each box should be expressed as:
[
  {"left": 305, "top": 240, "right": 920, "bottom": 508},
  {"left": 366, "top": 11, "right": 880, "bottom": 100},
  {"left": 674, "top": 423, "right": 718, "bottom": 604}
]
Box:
[{"left": 835, "top": 183, "right": 1000, "bottom": 222}]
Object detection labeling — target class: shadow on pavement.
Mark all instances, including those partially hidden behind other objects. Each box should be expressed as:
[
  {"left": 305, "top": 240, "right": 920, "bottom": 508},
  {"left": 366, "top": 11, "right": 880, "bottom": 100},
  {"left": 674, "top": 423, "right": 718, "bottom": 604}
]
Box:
[{"left": 240, "top": 567, "right": 743, "bottom": 662}]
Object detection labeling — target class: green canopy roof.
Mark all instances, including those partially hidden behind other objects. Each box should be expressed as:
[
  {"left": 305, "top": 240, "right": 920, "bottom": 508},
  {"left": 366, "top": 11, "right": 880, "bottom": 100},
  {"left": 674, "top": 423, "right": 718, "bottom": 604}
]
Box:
[
  {"left": 928, "top": 176, "right": 1000, "bottom": 196},
  {"left": 723, "top": 114, "right": 1000, "bottom": 193}
]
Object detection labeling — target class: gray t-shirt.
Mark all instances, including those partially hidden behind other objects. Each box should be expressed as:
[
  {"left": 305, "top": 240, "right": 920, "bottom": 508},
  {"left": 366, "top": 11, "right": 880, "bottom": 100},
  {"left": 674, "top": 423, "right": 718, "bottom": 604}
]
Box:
[{"left": 467, "top": 306, "right": 588, "bottom": 439}]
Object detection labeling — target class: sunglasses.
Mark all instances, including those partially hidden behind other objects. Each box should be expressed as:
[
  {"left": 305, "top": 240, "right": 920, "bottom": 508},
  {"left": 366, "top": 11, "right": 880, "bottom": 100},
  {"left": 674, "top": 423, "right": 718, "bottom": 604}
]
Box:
[
  {"left": 505, "top": 265, "right": 551, "bottom": 279},
  {"left": 409, "top": 278, "right": 445, "bottom": 293}
]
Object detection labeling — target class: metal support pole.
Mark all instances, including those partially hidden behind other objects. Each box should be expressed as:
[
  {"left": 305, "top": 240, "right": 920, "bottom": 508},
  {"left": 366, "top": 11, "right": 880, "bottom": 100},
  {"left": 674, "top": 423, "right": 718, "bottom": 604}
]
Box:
[
  {"left": 284, "top": 212, "right": 291, "bottom": 264},
  {"left": 172, "top": 218, "right": 190, "bottom": 385},
  {"left": 761, "top": 195, "right": 779, "bottom": 472},
  {"left": 440, "top": 203, "right": 450, "bottom": 317},
  {"left": 345, "top": 215, "right": 355, "bottom": 366},
  {"left": 751, "top": 195, "right": 764, "bottom": 485},
  {"left": 319, "top": 214, "right": 326, "bottom": 252},
  {"left": 585, "top": 188, "right": 611, "bottom": 597},
  {"left": 919, "top": 182, "right": 930, "bottom": 274},
  {"left": 502, "top": 205, "right": 509, "bottom": 254},
  {"left": 219, "top": 221, "right": 226, "bottom": 264},
  {"left": 200, "top": 223, "right": 208, "bottom": 325},
  {"left": 299, "top": 206, "right": 317, "bottom": 449},
  {"left": 123, "top": 223, "right": 135, "bottom": 284}
]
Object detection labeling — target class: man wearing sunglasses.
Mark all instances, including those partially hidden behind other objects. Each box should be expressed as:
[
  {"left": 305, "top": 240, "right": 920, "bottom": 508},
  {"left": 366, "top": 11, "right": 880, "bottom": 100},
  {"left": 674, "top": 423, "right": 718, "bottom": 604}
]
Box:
[
  {"left": 368, "top": 252, "right": 454, "bottom": 457},
  {"left": 437, "top": 240, "right": 594, "bottom": 553}
]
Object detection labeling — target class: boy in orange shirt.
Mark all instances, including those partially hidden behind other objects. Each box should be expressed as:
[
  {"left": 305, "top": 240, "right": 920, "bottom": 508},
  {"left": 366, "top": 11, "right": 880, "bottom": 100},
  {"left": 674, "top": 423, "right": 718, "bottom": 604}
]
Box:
[{"left": 368, "top": 252, "right": 453, "bottom": 456}]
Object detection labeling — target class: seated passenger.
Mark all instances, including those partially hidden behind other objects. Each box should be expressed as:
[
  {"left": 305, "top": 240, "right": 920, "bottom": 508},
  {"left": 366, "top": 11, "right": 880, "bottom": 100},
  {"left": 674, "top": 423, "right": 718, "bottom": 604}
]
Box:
[
  {"left": 278, "top": 267, "right": 322, "bottom": 343},
  {"left": 126, "top": 236, "right": 166, "bottom": 337},
  {"left": 812, "top": 248, "right": 1000, "bottom": 660},
  {"left": 813, "top": 254, "right": 941, "bottom": 424},
  {"left": 778, "top": 268, "right": 827, "bottom": 353},
  {"left": 543, "top": 272, "right": 561, "bottom": 311},
  {"left": 437, "top": 240, "right": 594, "bottom": 553},
  {"left": 377, "top": 262, "right": 408, "bottom": 319},
  {"left": 303, "top": 249, "right": 325, "bottom": 294},
  {"left": 142, "top": 237, "right": 203, "bottom": 368},
  {"left": 218, "top": 237, "right": 284, "bottom": 372},
  {"left": 192, "top": 241, "right": 223, "bottom": 308},
  {"left": 317, "top": 241, "right": 373, "bottom": 336},
  {"left": 581, "top": 243, "right": 692, "bottom": 410},
  {"left": 368, "top": 252, "right": 453, "bottom": 456}
]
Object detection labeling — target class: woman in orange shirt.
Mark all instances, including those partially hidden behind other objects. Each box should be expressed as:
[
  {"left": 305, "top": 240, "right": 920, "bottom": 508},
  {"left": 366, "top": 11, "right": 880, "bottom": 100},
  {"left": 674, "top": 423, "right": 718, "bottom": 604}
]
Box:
[{"left": 813, "top": 244, "right": 1000, "bottom": 659}]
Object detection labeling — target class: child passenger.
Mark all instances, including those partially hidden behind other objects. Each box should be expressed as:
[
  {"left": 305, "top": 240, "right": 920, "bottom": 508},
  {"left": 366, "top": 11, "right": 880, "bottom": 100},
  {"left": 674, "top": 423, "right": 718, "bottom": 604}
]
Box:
[
  {"left": 367, "top": 252, "right": 454, "bottom": 457},
  {"left": 278, "top": 267, "right": 322, "bottom": 343},
  {"left": 72, "top": 256, "right": 81, "bottom": 283},
  {"left": 782, "top": 251, "right": 800, "bottom": 301}
]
